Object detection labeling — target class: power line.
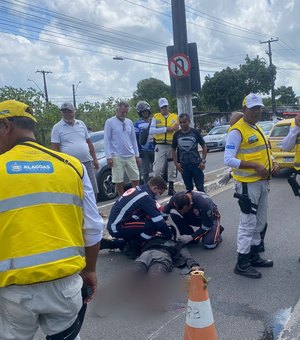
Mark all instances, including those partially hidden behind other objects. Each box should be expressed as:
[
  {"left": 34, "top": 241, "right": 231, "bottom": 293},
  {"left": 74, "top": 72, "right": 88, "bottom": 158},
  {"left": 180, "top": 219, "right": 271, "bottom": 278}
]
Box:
[
  {"left": 0, "top": 0, "right": 167, "bottom": 59},
  {"left": 122, "top": 0, "right": 264, "bottom": 41},
  {"left": 160, "top": 0, "right": 266, "bottom": 38}
]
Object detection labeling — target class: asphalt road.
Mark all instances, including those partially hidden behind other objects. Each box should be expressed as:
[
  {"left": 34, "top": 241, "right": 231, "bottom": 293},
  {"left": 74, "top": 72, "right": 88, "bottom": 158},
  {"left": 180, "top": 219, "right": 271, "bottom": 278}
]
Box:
[
  {"left": 204, "top": 149, "right": 226, "bottom": 173},
  {"left": 33, "top": 162, "right": 300, "bottom": 340}
]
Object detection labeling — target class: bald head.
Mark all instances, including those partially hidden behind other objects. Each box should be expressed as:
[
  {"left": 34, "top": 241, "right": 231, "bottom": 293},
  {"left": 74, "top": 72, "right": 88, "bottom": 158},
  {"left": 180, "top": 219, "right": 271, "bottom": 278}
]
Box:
[{"left": 230, "top": 111, "right": 244, "bottom": 126}]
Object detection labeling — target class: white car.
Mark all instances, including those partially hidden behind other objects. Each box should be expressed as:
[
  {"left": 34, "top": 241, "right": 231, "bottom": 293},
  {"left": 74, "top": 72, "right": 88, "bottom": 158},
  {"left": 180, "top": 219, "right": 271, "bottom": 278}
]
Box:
[
  {"left": 203, "top": 125, "right": 230, "bottom": 152},
  {"left": 257, "top": 121, "right": 275, "bottom": 136}
]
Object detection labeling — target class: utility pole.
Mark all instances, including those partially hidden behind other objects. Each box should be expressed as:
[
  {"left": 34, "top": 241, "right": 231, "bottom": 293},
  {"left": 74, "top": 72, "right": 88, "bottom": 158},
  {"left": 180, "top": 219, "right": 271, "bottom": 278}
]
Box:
[
  {"left": 260, "top": 38, "right": 278, "bottom": 117},
  {"left": 72, "top": 81, "right": 81, "bottom": 109},
  {"left": 72, "top": 84, "right": 76, "bottom": 108},
  {"left": 171, "top": 0, "right": 193, "bottom": 123},
  {"left": 36, "top": 70, "right": 52, "bottom": 104}
]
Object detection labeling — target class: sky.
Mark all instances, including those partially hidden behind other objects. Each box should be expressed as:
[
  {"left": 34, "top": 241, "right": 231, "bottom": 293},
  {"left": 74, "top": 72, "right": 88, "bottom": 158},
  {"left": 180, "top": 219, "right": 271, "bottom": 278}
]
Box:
[{"left": 1, "top": 0, "right": 300, "bottom": 107}]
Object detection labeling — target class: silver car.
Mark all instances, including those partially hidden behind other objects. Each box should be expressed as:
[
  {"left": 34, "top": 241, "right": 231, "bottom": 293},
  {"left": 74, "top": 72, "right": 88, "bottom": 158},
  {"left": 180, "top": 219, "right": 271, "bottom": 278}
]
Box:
[
  {"left": 257, "top": 121, "right": 275, "bottom": 136},
  {"left": 203, "top": 125, "right": 230, "bottom": 152},
  {"left": 90, "top": 131, "right": 119, "bottom": 201}
]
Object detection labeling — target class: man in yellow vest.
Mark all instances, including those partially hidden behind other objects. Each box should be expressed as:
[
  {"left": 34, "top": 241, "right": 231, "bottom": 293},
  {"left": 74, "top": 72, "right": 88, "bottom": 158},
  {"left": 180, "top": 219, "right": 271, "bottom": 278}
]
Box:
[
  {"left": 282, "top": 111, "right": 300, "bottom": 263},
  {"left": 0, "top": 100, "right": 103, "bottom": 339},
  {"left": 150, "top": 97, "right": 178, "bottom": 195},
  {"left": 224, "top": 93, "right": 280, "bottom": 279}
]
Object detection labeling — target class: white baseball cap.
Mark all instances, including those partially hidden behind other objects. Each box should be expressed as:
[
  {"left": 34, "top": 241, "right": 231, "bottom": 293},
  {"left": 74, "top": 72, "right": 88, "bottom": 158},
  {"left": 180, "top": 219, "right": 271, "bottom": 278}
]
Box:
[
  {"left": 158, "top": 97, "right": 169, "bottom": 108},
  {"left": 245, "top": 93, "right": 264, "bottom": 109}
]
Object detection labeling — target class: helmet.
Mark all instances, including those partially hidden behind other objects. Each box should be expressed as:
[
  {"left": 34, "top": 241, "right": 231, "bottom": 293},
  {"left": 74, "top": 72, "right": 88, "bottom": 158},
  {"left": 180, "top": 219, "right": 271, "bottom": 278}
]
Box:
[{"left": 136, "top": 101, "right": 151, "bottom": 116}]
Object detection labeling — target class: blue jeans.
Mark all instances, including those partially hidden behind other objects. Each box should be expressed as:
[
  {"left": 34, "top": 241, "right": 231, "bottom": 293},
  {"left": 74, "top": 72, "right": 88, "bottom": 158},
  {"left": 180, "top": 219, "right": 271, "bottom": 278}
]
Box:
[{"left": 181, "top": 163, "right": 204, "bottom": 191}]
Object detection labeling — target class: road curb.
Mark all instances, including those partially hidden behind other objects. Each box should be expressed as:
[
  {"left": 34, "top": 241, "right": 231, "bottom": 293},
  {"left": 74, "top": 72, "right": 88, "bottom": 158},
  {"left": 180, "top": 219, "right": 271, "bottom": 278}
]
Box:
[{"left": 278, "top": 299, "right": 300, "bottom": 340}]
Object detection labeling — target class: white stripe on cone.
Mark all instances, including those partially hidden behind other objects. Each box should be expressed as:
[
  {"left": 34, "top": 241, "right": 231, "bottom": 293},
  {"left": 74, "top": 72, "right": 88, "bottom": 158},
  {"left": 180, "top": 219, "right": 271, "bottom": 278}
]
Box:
[{"left": 186, "top": 299, "right": 215, "bottom": 329}]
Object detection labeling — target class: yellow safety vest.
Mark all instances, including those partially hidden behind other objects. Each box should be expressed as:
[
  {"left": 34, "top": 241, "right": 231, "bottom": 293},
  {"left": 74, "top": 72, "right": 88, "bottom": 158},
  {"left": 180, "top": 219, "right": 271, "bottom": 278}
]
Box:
[
  {"left": 230, "top": 119, "right": 272, "bottom": 182},
  {"left": 153, "top": 112, "right": 178, "bottom": 144},
  {"left": 291, "top": 120, "right": 300, "bottom": 170},
  {"left": 0, "top": 141, "right": 85, "bottom": 287}
]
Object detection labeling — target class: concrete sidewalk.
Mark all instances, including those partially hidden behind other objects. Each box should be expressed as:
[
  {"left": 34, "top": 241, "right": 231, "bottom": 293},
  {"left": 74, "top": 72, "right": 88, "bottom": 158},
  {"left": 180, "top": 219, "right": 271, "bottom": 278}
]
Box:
[{"left": 278, "top": 292, "right": 300, "bottom": 339}]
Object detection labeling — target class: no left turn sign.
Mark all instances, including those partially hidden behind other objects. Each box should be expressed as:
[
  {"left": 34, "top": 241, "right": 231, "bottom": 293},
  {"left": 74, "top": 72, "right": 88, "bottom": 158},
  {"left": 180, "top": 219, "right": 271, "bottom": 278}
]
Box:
[{"left": 168, "top": 53, "right": 191, "bottom": 79}]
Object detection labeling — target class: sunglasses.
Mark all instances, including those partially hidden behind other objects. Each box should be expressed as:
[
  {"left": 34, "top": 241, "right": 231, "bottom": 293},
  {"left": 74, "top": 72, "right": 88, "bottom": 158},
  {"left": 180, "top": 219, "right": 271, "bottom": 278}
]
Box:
[{"left": 123, "top": 122, "right": 126, "bottom": 131}]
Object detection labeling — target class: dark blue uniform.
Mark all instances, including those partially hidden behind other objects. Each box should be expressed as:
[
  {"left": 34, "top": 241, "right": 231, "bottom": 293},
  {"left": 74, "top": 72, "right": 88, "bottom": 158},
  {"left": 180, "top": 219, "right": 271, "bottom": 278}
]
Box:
[
  {"left": 107, "top": 185, "right": 172, "bottom": 243},
  {"left": 163, "top": 191, "right": 223, "bottom": 249}
]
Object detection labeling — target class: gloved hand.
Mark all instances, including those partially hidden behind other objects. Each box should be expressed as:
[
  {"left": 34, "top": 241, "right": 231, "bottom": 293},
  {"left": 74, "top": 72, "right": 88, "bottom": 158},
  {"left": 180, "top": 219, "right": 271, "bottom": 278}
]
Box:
[
  {"left": 218, "top": 170, "right": 232, "bottom": 186},
  {"left": 178, "top": 234, "right": 193, "bottom": 245}
]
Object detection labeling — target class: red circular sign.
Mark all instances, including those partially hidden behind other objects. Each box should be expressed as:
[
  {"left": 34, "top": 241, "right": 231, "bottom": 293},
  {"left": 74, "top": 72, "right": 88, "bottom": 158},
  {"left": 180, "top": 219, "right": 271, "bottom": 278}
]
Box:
[{"left": 168, "top": 53, "right": 191, "bottom": 79}]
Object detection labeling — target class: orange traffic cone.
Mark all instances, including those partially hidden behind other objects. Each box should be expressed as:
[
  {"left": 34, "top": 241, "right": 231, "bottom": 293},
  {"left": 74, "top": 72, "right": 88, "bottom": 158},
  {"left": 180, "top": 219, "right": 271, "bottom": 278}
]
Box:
[{"left": 184, "top": 270, "right": 218, "bottom": 340}]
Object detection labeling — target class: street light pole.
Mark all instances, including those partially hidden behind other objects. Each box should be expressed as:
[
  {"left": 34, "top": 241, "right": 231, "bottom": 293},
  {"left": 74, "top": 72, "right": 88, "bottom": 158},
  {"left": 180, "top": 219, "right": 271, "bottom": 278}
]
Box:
[
  {"left": 113, "top": 56, "right": 167, "bottom": 67},
  {"left": 27, "top": 78, "right": 44, "bottom": 94}
]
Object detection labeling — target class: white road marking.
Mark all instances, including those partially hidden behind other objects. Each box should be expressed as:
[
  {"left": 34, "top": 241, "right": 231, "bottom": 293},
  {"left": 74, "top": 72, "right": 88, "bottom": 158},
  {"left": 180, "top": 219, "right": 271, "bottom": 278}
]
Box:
[
  {"left": 146, "top": 310, "right": 186, "bottom": 340},
  {"left": 204, "top": 166, "right": 228, "bottom": 175}
]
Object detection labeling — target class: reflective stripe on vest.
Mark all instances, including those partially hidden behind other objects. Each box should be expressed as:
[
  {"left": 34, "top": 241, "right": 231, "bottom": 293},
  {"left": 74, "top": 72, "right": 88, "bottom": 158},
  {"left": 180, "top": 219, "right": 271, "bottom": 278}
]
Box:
[
  {"left": 0, "top": 192, "right": 82, "bottom": 213},
  {"left": 0, "top": 246, "right": 85, "bottom": 272},
  {"left": 237, "top": 144, "right": 267, "bottom": 154},
  {"left": 233, "top": 170, "right": 258, "bottom": 178}
]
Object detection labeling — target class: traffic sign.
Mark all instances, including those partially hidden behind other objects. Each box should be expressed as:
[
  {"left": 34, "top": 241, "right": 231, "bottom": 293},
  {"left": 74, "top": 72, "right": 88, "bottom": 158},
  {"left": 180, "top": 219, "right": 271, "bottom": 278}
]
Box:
[{"left": 168, "top": 53, "right": 191, "bottom": 79}]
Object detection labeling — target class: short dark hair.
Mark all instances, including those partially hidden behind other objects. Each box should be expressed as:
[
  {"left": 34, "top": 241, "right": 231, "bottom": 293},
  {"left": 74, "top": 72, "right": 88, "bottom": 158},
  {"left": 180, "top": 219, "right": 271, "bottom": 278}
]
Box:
[
  {"left": 178, "top": 113, "right": 190, "bottom": 121},
  {"left": 174, "top": 193, "right": 191, "bottom": 210},
  {"left": 8, "top": 116, "right": 36, "bottom": 132},
  {"left": 148, "top": 176, "right": 167, "bottom": 190}
]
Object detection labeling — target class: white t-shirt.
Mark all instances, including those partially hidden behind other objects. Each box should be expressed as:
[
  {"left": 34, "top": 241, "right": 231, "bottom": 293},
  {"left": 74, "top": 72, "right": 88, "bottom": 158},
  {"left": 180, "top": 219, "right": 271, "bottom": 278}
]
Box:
[
  {"left": 51, "top": 119, "right": 92, "bottom": 162},
  {"left": 104, "top": 116, "right": 139, "bottom": 158}
]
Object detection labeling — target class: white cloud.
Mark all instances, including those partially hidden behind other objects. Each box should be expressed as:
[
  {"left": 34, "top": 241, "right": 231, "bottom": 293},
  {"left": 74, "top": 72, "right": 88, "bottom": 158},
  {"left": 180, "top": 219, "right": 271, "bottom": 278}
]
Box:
[{"left": 0, "top": 0, "right": 300, "bottom": 107}]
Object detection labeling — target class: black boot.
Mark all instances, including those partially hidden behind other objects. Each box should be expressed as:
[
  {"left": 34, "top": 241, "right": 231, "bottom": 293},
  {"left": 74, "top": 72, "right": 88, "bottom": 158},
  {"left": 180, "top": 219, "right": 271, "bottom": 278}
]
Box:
[
  {"left": 250, "top": 245, "right": 273, "bottom": 267},
  {"left": 258, "top": 223, "right": 268, "bottom": 252},
  {"left": 100, "top": 238, "right": 126, "bottom": 251},
  {"left": 234, "top": 253, "right": 262, "bottom": 279},
  {"left": 168, "top": 181, "right": 176, "bottom": 196}
]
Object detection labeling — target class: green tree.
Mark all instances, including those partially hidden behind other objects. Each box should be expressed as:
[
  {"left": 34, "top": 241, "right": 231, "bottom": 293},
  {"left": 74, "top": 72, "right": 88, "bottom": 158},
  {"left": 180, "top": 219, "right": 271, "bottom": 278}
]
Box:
[
  {"left": 0, "top": 86, "right": 60, "bottom": 146},
  {"left": 133, "top": 78, "right": 175, "bottom": 113},
  {"left": 200, "top": 56, "right": 274, "bottom": 111},
  {"left": 201, "top": 67, "right": 243, "bottom": 112},
  {"left": 239, "top": 56, "right": 273, "bottom": 94},
  {"left": 275, "top": 86, "right": 297, "bottom": 106},
  {"left": 77, "top": 97, "right": 116, "bottom": 131}
]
